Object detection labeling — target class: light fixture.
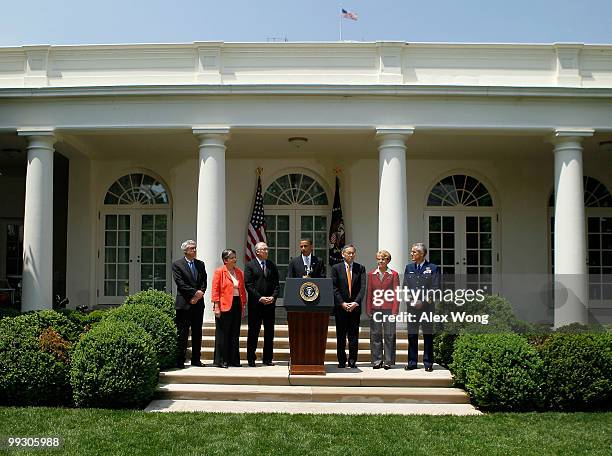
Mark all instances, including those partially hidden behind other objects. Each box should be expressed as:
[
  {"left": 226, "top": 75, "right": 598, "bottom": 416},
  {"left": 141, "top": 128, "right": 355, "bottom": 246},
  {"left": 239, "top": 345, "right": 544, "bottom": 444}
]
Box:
[{"left": 288, "top": 137, "right": 308, "bottom": 149}]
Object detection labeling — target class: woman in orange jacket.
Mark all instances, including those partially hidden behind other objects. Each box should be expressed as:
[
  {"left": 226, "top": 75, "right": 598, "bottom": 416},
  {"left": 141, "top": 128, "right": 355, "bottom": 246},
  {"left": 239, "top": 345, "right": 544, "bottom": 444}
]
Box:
[{"left": 211, "top": 249, "right": 247, "bottom": 368}]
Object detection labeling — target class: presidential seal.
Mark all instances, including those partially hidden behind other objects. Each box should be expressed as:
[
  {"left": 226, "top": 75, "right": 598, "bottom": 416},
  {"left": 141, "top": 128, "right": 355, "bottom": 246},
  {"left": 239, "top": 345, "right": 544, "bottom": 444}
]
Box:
[{"left": 299, "top": 281, "right": 320, "bottom": 302}]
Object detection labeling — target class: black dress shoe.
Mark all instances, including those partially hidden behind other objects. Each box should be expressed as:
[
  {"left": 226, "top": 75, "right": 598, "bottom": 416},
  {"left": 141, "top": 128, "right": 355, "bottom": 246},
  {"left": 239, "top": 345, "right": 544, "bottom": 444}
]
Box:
[
  {"left": 348, "top": 360, "right": 357, "bottom": 369},
  {"left": 373, "top": 362, "right": 383, "bottom": 369},
  {"left": 248, "top": 360, "right": 256, "bottom": 367},
  {"left": 263, "top": 361, "right": 275, "bottom": 366},
  {"left": 190, "top": 361, "right": 204, "bottom": 367},
  {"left": 383, "top": 364, "right": 391, "bottom": 370},
  {"left": 404, "top": 364, "right": 417, "bottom": 370},
  {"left": 220, "top": 362, "right": 229, "bottom": 369},
  {"left": 425, "top": 366, "right": 433, "bottom": 372},
  {"left": 337, "top": 363, "right": 346, "bottom": 368}
]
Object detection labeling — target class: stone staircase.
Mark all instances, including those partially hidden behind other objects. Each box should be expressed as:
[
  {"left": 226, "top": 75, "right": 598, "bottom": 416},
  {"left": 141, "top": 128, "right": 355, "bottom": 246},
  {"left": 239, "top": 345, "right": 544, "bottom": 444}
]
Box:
[{"left": 146, "top": 323, "right": 479, "bottom": 415}]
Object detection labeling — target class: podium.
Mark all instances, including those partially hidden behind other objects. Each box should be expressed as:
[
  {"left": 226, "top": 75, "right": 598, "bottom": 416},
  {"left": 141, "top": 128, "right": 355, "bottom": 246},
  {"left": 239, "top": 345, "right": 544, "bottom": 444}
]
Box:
[{"left": 284, "top": 278, "right": 334, "bottom": 375}]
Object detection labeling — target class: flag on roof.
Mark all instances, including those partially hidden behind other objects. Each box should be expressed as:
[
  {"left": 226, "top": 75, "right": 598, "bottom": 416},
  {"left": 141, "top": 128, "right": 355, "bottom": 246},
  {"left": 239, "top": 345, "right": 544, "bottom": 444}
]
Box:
[{"left": 341, "top": 8, "right": 358, "bottom": 21}]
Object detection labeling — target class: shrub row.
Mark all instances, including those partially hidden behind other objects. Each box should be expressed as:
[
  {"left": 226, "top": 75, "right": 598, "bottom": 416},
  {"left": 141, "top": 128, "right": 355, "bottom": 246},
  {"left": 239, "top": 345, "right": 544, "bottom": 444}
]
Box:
[
  {"left": 449, "top": 330, "right": 612, "bottom": 412},
  {"left": 0, "top": 289, "right": 176, "bottom": 408}
]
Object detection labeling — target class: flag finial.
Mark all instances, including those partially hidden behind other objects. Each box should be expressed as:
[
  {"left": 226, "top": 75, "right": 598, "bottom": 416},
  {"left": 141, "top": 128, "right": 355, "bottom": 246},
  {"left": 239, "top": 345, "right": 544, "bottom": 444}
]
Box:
[
  {"left": 333, "top": 167, "right": 342, "bottom": 175},
  {"left": 256, "top": 167, "right": 263, "bottom": 176}
]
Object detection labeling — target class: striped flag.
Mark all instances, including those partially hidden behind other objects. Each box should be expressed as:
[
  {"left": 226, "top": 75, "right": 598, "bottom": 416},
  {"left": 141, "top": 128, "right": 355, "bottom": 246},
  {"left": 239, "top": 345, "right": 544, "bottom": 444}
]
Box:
[
  {"left": 341, "top": 8, "right": 358, "bottom": 21},
  {"left": 328, "top": 176, "right": 346, "bottom": 267},
  {"left": 245, "top": 176, "right": 267, "bottom": 263}
]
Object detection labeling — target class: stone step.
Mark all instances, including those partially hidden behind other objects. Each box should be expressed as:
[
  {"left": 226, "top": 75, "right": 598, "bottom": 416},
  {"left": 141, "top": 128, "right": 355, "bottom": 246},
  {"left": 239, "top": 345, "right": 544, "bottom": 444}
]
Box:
[
  {"left": 199, "top": 324, "right": 416, "bottom": 338},
  {"left": 190, "top": 335, "right": 424, "bottom": 350},
  {"left": 187, "top": 347, "right": 425, "bottom": 363},
  {"left": 146, "top": 399, "right": 481, "bottom": 415},
  {"left": 162, "top": 362, "right": 453, "bottom": 387},
  {"left": 156, "top": 383, "right": 470, "bottom": 404}
]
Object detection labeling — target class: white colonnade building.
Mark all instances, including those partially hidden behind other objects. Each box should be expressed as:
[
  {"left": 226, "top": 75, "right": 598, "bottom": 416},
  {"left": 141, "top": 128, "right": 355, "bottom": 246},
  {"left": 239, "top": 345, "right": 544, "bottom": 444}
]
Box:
[{"left": 0, "top": 41, "right": 610, "bottom": 325}]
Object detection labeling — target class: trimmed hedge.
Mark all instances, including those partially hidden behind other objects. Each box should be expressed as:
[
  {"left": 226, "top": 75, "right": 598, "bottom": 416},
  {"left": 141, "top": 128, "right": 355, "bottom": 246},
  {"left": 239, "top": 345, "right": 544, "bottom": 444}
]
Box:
[
  {"left": 104, "top": 304, "right": 177, "bottom": 369},
  {"left": 70, "top": 320, "right": 158, "bottom": 408},
  {"left": 537, "top": 332, "right": 612, "bottom": 411},
  {"left": 0, "top": 310, "right": 79, "bottom": 406},
  {"left": 57, "top": 308, "right": 109, "bottom": 333},
  {"left": 433, "top": 295, "right": 529, "bottom": 367},
  {"left": 123, "top": 289, "right": 175, "bottom": 321},
  {"left": 450, "top": 333, "right": 544, "bottom": 411}
]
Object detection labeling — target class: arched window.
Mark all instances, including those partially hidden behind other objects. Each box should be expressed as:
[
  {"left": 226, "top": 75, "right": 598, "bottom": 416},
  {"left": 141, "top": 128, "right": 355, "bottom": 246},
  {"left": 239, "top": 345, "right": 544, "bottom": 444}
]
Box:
[
  {"left": 425, "top": 174, "right": 496, "bottom": 292},
  {"left": 548, "top": 176, "right": 612, "bottom": 207},
  {"left": 549, "top": 176, "right": 612, "bottom": 304},
  {"left": 99, "top": 172, "right": 171, "bottom": 304},
  {"left": 104, "top": 173, "right": 169, "bottom": 205},
  {"left": 263, "top": 173, "right": 328, "bottom": 206},
  {"left": 427, "top": 174, "right": 493, "bottom": 207}
]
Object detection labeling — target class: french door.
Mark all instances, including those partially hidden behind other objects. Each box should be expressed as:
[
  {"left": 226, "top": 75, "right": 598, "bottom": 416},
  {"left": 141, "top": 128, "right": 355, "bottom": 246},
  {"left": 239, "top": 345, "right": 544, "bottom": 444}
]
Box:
[
  {"left": 426, "top": 211, "right": 498, "bottom": 293},
  {"left": 265, "top": 209, "right": 329, "bottom": 299},
  {"left": 99, "top": 209, "right": 171, "bottom": 304}
]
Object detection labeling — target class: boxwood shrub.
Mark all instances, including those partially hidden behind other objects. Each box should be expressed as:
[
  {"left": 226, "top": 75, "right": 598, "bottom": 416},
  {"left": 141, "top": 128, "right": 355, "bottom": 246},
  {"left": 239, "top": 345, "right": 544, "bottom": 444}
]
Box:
[
  {"left": 123, "top": 289, "right": 175, "bottom": 321},
  {"left": 537, "top": 332, "right": 612, "bottom": 411},
  {"left": 434, "top": 295, "right": 525, "bottom": 367},
  {"left": 0, "top": 310, "right": 79, "bottom": 406},
  {"left": 70, "top": 320, "right": 158, "bottom": 408},
  {"left": 57, "top": 308, "right": 109, "bottom": 334},
  {"left": 450, "top": 333, "right": 544, "bottom": 411},
  {"left": 104, "top": 304, "right": 177, "bottom": 369}
]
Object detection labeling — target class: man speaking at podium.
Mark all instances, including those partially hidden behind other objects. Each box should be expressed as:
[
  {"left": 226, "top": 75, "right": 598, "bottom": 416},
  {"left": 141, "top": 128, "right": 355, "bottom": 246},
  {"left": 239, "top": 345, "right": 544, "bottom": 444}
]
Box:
[
  {"left": 287, "top": 238, "right": 324, "bottom": 279},
  {"left": 331, "top": 244, "right": 366, "bottom": 368}
]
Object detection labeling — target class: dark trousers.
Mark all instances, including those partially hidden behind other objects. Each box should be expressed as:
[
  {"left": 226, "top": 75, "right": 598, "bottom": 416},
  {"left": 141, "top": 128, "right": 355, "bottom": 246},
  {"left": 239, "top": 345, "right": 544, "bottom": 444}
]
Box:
[
  {"left": 407, "top": 304, "right": 434, "bottom": 368},
  {"left": 335, "top": 308, "right": 360, "bottom": 364},
  {"left": 214, "top": 297, "right": 242, "bottom": 366},
  {"left": 247, "top": 301, "right": 275, "bottom": 363},
  {"left": 175, "top": 301, "right": 204, "bottom": 365}
]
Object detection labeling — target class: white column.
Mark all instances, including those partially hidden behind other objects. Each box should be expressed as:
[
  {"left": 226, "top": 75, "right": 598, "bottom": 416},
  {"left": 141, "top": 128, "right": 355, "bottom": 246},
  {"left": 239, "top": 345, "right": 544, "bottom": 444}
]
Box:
[
  {"left": 550, "top": 129, "right": 593, "bottom": 327},
  {"left": 193, "top": 127, "right": 229, "bottom": 321},
  {"left": 17, "top": 129, "right": 56, "bottom": 312},
  {"left": 376, "top": 128, "right": 414, "bottom": 273}
]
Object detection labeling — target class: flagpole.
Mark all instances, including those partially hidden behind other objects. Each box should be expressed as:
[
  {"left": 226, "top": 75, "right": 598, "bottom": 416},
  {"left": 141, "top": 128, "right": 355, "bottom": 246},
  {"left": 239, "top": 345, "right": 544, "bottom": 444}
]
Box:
[{"left": 339, "top": 10, "right": 343, "bottom": 41}]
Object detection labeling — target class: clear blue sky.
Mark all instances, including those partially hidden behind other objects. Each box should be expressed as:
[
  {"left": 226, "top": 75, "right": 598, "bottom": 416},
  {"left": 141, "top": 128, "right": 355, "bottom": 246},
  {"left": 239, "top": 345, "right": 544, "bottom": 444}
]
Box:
[{"left": 2, "top": 0, "right": 611, "bottom": 46}]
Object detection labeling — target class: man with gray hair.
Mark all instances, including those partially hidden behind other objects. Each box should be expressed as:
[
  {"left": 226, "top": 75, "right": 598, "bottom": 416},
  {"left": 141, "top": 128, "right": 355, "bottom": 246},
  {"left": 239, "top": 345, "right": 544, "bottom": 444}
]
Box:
[
  {"left": 172, "top": 240, "right": 207, "bottom": 368},
  {"left": 244, "top": 241, "right": 280, "bottom": 366},
  {"left": 402, "top": 242, "right": 440, "bottom": 372}
]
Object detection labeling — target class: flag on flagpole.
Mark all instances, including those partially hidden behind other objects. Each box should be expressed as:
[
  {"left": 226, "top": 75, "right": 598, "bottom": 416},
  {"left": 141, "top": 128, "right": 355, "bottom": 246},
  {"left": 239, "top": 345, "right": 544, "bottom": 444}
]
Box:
[
  {"left": 341, "top": 8, "right": 358, "bottom": 21},
  {"left": 245, "top": 176, "right": 267, "bottom": 263},
  {"left": 328, "top": 176, "right": 346, "bottom": 267}
]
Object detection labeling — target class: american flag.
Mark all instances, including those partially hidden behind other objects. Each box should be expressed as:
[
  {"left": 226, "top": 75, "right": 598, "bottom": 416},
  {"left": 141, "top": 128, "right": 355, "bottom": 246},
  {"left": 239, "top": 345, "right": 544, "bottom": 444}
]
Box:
[
  {"left": 341, "top": 8, "right": 358, "bottom": 21},
  {"left": 245, "top": 176, "right": 267, "bottom": 263}
]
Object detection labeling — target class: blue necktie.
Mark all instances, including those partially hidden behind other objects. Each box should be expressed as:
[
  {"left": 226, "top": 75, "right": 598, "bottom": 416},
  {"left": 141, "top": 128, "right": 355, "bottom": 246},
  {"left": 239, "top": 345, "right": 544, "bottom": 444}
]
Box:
[{"left": 189, "top": 261, "right": 196, "bottom": 279}]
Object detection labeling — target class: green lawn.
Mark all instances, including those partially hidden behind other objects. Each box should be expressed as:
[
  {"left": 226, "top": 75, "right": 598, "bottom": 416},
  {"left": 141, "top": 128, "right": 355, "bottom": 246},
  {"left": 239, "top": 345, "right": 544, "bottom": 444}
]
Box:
[{"left": 0, "top": 408, "right": 610, "bottom": 456}]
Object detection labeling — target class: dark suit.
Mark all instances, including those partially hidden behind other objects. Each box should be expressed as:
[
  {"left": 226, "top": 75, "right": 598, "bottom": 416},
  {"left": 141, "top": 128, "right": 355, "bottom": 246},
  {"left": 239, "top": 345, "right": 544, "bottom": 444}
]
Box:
[
  {"left": 402, "top": 261, "right": 440, "bottom": 368},
  {"left": 244, "top": 258, "right": 280, "bottom": 363},
  {"left": 172, "top": 257, "right": 207, "bottom": 366},
  {"left": 286, "top": 254, "right": 324, "bottom": 279},
  {"left": 331, "top": 261, "right": 366, "bottom": 365}
]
